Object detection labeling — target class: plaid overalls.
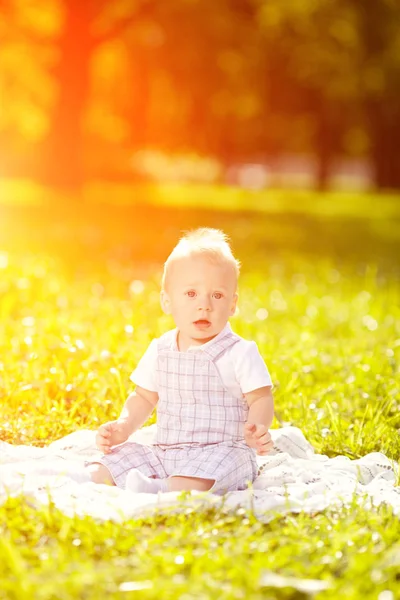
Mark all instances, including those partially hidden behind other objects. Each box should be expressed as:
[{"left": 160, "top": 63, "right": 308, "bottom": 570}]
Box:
[{"left": 97, "top": 328, "right": 258, "bottom": 494}]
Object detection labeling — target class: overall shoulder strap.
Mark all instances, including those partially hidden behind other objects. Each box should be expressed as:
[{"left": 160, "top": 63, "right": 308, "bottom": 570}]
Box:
[
  {"left": 201, "top": 331, "right": 241, "bottom": 362},
  {"left": 157, "top": 329, "right": 178, "bottom": 353}
]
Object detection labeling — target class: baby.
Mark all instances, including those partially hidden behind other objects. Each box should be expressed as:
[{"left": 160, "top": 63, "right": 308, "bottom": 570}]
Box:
[{"left": 86, "top": 228, "right": 274, "bottom": 494}]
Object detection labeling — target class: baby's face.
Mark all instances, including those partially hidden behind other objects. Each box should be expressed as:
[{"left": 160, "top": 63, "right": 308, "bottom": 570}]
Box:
[{"left": 161, "top": 255, "right": 238, "bottom": 348}]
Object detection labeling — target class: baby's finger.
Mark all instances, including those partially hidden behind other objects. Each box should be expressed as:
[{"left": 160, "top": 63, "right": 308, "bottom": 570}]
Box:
[
  {"left": 100, "top": 439, "right": 111, "bottom": 448},
  {"left": 253, "top": 425, "right": 268, "bottom": 439},
  {"left": 257, "top": 448, "right": 271, "bottom": 456},
  {"left": 96, "top": 435, "right": 111, "bottom": 450},
  {"left": 257, "top": 441, "right": 273, "bottom": 455},
  {"left": 96, "top": 432, "right": 110, "bottom": 445},
  {"left": 257, "top": 433, "right": 273, "bottom": 445},
  {"left": 256, "top": 432, "right": 271, "bottom": 445},
  {"left": 98, "top": 426, "right": 111, "bottom": 438}
]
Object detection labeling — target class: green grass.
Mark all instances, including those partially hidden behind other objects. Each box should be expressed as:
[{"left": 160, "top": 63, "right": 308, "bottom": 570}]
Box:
[
  {"left": 1, "top": 496, "right": 400, "bottom": 599},
  {"left": 0, "top": 185, "right": 400, "bottom": 598}
]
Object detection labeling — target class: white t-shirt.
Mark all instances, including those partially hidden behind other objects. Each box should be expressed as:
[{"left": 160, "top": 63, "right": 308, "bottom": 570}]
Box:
[{"left": 130, "top": 323, "right": 273, "bottom": 399}]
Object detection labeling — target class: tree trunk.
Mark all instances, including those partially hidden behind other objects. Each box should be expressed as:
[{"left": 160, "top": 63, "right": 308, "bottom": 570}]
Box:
[
  {"left": 38, "top": 1, "right": 94, "bottom": 191},
  {"left": 368, "top": 102, "right": 400, "bottom": 189},
  {"left": 315, "top": 101, "right": 334, "bottom": 191},
  {"left": 357, "top": 0, "right": 400, "bottom": 189}
]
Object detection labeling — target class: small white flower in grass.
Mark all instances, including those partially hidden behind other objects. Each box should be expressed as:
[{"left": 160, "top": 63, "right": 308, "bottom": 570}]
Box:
[
  {"left": 24, "top": 336, "right": 32, "bottom": 346},
  {"left": 0, "top": 251, "right": 8, "bottom": 269},
  {"left": 124, "top": 325, "right": 134, "bottom": 334},
  {"left": 256, "top": 308, "right": 268, "bottom": 320},
  {"left": 100, "top": 350, "right": 111, "bottom": 360},
  {"left": 358, "top": 290, "right": 371, "bottom": 302},
  {"left": 130, "top": 280, "right": 144, "bottom": 295},
  {"left": 378, "top": 592, "right": 394, "bottom": 600},
  {"left": 119, "top": 581, "right": 153, "bottom": 592},
  {"left": 371, "top": 570, "right": 383, "bottom": 583},
  {"left": 362, "top": 315, "right": 378, "bottom": 331},
  {"left": 306, "top": 305, "right": 318, "bottom": 318},
  {"left": 75, "top": 339, "right": 85, "bottom": 349},
  {"left": 22, "top": 316, "right": 35, "bottom": 327},
  {"left": 259, "top": 571, "right": 331, "bottom": 592},
  {"left": 270, "top": 290, "right": 287, "bottom": 311},
  {"left": 17, "top": 278, "right": 30, "bottom": 289},
  {"left": 110, "top": 367, "right": 119, "bottom": 375},
  {"left": 174, "top": 555, "right": 185, "bottom": 564},
  {"left": 72, "top": 539, "right": 81, "bottom": 546}
]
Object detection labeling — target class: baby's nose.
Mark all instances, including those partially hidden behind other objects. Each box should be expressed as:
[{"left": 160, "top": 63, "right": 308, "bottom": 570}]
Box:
[{"left": 197, "top": 295, "right": 212, "bottom": 310}]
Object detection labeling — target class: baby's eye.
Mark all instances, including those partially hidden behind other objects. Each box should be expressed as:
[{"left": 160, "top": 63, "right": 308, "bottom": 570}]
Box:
[
  {"left": 186, "top": 290, "right": 196, "bottom": 298},
  {"left": 213, "top": 292, "right": 223, "bottom": 300}
]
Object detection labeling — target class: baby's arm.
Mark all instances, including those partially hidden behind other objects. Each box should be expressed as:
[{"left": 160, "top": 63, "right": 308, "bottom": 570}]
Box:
[
  {"left": 246, "top": 386, "right": 274, "bottom": 429},
  {"left": 244, "top": 386, "right": 274, "bottom": 455},
  {"left": 96, "top": 386, "right": 158, "bottom": 453},
  {"left": 118, "top": 385, "right": 159, "bottom": 436}
]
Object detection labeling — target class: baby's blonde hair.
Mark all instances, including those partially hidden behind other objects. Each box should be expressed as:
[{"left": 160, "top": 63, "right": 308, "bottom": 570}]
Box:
[{"left": 162, "top": 228, "right": 241, "bottom": 291}]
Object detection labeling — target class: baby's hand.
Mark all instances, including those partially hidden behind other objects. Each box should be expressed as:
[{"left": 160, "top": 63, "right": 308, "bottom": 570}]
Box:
[
  {"left": 95, "top": 420, "right": 129, "bottom": 454},
  {"left": 244, "top": 423, "right": 273, "bottom": 456}
]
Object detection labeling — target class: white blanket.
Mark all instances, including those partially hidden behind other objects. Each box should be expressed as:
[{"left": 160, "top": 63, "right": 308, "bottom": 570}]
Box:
[{"left": 1, "top": 425, "right": 399, "bottom": 522}]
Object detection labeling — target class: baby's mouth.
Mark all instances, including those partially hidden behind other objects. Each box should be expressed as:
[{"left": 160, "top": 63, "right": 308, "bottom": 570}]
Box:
[{"left": 194, "top": 319, "right": 211, "bottom": 326}]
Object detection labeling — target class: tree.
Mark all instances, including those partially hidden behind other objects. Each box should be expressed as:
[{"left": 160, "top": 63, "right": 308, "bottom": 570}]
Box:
[
  {"left": 357, "top": 0, "right": 400, "bottom": 188},
  {"left": 1, "top": 0, "right": 260, "bottom": 189},
  {"left": 40, "top": 0, "right": 161, "bottom": 189},
  {"left": 256, "top": 0, "right": 400, "bottom": 189}
]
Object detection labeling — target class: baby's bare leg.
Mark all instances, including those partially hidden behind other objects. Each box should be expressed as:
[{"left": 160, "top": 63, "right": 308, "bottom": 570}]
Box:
[
  {"left": 86, "top": 463, "right": 116, "bottom": 486},
  {"left": 168, "top": 476, "right": 214, "bottom": 492}
]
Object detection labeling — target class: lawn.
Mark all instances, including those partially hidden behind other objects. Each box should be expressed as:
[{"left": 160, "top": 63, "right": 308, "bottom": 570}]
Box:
[{"left": 0, "top": 185, "right": 399, "bottom": 598}]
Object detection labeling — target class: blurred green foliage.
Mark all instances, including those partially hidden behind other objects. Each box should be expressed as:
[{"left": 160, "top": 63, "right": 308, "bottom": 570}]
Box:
[{"left": 0, "top": 0, "right": 399, "bottom": 189}]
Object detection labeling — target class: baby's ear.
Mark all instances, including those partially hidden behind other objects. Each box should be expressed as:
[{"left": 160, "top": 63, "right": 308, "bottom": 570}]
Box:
[
  {"left": 230, "top": 293, "right": 238, "bottom": 316},
  {"left": 160, "top": 290, "right": 171, "bottom": 314}
]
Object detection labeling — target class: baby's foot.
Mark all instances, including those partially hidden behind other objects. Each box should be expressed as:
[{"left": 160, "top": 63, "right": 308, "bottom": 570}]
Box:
[{"left": 126, "top": 469, "right": 168, "bottom": 493}]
